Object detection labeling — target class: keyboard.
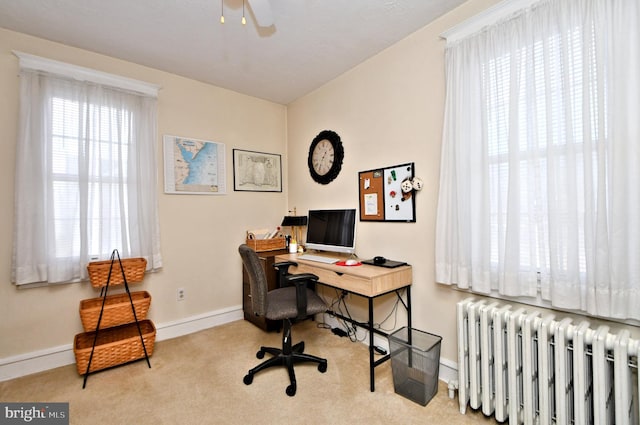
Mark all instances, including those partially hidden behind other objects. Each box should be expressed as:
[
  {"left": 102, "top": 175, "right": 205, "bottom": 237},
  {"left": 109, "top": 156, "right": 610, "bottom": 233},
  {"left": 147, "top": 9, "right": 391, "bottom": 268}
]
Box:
[{"left": 297, "top": 254, "right": 339, "bottom": 264}]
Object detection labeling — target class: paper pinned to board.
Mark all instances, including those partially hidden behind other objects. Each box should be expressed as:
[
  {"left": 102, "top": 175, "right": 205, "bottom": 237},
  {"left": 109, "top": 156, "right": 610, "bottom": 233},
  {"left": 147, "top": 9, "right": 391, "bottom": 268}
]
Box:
[{"left": 364, "top": 193, "right": 378, "bottom": 216}]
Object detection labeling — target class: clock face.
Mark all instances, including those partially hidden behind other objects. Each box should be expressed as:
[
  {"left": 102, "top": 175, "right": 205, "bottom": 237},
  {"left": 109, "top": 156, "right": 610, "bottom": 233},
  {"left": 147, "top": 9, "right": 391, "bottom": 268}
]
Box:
[
  {"left": 312, "top": 139, "right": 335, "bottom": 176},
  {"left": 308, "top": 130, "right": 344, "bottom": 185}
]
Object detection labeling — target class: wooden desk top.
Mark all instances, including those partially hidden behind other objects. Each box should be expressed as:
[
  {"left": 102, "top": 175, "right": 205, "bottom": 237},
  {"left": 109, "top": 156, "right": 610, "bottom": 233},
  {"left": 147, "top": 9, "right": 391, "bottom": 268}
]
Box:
[{"left": 275, "top": 253, "right": 412, "bottom": 297}]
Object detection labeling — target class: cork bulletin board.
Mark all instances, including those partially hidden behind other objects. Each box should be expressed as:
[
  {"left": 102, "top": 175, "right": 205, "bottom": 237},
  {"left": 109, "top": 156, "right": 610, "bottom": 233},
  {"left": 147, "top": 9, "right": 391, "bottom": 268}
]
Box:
[{"left": 358, "top": 162, "right": 415, "bottom": 222}]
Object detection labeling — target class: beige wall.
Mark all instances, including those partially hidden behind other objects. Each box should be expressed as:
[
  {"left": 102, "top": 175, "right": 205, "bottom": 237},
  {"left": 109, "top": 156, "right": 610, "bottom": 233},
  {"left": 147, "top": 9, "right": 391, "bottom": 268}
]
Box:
[
  {"left": 0, "top": 28, "right": 287, "bottom": 359},
  {"left": 3, "top": 0, "right": 636, "bottom": 374},
  {"left": 286, "top": 0, "right": 501, "bottom": 363},
  {"left": 287, "top": 0, "right": 640, "bottom": 365},
  {"left": 0, "top": 0, "right": 514, "bottom": 371}
]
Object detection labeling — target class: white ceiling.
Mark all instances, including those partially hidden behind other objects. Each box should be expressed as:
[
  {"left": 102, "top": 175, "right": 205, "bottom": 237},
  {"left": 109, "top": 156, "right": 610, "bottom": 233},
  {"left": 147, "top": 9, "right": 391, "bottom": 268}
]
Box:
[{"left": 0, "top": 0, "right": 466, "bottom": 104}]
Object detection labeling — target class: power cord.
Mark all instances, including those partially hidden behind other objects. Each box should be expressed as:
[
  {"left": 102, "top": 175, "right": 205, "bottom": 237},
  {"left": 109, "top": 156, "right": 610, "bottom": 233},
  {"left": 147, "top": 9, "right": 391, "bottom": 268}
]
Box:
[
  {"left": 372, "top": 288, "right": 405, "bottom": 333},
  {"left": 319, "top": 289, "right": 362, "bottom": 342},
  {"left": 319, "top": 287, "right": 407, "bottom": 346}
]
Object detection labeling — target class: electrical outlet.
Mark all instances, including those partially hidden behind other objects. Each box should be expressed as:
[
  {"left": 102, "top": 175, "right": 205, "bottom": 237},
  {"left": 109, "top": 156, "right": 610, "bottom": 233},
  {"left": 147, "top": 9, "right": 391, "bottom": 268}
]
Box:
[{"left": 177, "top": 287, "right": 185, "bottom": 301}]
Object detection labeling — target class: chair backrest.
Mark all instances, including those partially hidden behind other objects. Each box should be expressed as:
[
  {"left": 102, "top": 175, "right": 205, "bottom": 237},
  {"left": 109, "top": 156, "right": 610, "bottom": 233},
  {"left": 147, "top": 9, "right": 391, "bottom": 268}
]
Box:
[{"left": 238, "top": 244, "right": 268, "bottom": 317}]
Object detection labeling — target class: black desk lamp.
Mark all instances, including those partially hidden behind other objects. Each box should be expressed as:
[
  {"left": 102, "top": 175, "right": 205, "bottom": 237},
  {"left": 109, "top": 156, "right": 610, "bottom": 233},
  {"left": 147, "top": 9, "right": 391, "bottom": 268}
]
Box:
[{"left": 281, "top": 214, "right": 307, "bottom": 250}]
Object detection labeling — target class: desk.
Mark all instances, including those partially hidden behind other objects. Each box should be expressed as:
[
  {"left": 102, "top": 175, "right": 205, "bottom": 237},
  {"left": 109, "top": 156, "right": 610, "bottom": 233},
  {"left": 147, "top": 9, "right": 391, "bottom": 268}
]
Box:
[{"left": 276, "top": 253, "right": 412, "bottom": 392}]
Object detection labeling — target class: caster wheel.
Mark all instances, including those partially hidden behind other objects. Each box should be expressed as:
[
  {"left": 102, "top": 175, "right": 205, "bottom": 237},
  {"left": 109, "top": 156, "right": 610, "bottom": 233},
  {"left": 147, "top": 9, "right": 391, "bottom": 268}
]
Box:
[
  {"left": 286, "top": 383, "right": 297, "bottom": 397},
  {"left": 318, "top": 362, "right": 328, "bottom": 373},
  {"left": 256, "top": 350, "right": 265, "bottom": 359},
  {"left": 243, "top": 373, "right": 253, "bottom": 385}
]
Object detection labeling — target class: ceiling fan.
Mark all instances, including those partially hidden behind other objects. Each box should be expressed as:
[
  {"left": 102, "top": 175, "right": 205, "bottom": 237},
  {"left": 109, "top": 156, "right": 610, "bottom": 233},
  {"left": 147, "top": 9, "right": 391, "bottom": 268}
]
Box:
[{"left": 247, "top": 0, "right": 274, "bottom": 27}]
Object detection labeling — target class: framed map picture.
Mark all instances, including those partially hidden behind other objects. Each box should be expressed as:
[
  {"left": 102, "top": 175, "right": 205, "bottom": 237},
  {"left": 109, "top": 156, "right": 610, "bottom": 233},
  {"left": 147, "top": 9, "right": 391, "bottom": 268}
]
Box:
[
  {"left": 233, "top": 149, "right": 282, "bottom": 192},
  {"left": 163, "top": 135, "right": 226, "bottom": 195}
]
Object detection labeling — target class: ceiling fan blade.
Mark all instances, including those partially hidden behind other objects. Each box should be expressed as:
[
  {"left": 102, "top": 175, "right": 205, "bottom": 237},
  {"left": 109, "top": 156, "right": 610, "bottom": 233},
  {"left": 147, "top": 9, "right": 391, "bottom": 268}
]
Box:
[{"left": 247, "top": 0, "right": 274, "bottom": 27}]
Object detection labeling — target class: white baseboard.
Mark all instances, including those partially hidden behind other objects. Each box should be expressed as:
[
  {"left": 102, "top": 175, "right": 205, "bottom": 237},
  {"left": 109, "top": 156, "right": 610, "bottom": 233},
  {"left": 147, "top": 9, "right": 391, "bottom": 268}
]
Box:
[
  {"left": 439, "top": 357, "right": 458, "bottom": 387},
  {"left": 0, "top": 306, "right": 244, "bottom": 382},
  {"left": 1, "top": 307, "right": 461, "bottom": 390},
  {"left": 155, "top": 305, "right": 244, "bottom": 341}
]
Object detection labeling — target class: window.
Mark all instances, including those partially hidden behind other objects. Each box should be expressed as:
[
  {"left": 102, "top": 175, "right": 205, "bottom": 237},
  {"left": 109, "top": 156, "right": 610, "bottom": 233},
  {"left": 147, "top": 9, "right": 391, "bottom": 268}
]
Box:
[
  {"left": 51, "top": 97, "right": 132, "bottom": 259},
  {"left": 484, "top": 28, "right": 601, "bottom": 278},
  {"left": 436, "top": 0, "right": 640, "bottom": 320},
  {"left": 12, "top": 53, "right": 162, "bottom": 286}
]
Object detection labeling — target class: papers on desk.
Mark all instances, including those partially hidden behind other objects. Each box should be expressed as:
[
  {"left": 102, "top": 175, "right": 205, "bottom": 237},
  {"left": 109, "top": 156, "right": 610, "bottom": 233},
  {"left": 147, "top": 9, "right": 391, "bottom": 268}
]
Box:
[{"left": 247, "top": 227, "right": 281, "bottom": 240}]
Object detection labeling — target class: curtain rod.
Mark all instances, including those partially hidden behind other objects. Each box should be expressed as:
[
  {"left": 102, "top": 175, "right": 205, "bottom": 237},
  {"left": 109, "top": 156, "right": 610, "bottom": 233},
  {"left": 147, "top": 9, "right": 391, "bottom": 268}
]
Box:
[
  {"left": 440, "top": 0, "right": 541, "bottom": 43},
  {"left": 13, "top": 50, "right": 161, "bottom": 97}
]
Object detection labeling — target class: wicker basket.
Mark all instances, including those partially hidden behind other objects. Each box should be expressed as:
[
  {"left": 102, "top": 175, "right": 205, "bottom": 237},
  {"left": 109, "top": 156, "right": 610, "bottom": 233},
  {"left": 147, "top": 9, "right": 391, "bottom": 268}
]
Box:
[
  {"left": 245, "top": 236, "right": 286, "bottom": 252},
  {"left": 73, "top": 320, "right": 156, "bottom": 375},
  {"left": 79, "top": 291, "right": 151, "bottom": 332},
  {"left": 87, "top": 257, "right": 147, "bottom": 288}
]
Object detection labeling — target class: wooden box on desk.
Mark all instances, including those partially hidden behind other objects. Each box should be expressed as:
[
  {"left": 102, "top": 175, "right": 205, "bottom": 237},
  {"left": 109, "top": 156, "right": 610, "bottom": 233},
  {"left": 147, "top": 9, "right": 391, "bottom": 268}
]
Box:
[{"left": 245, "top": 236, "right": 286, "bottom": 252}]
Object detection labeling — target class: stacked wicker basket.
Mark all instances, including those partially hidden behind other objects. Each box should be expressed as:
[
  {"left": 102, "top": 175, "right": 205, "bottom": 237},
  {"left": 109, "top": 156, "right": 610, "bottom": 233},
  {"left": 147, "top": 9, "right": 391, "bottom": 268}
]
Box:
[{"left": 74, "top": 256, "right": 155, "bottom": 383}]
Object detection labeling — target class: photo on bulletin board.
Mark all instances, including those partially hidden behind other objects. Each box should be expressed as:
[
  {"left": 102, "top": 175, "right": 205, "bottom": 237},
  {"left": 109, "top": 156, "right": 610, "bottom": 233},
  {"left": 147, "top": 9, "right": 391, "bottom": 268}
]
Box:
[{"left": 358, "top": 162, "right": 415, "bottom": 222}]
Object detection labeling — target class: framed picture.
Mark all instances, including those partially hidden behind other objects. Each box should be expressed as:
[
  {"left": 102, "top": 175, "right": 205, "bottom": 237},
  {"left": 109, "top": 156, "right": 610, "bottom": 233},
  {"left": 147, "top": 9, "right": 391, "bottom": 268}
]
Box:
[
  {"left": 358, "top": 162, "right": 416, "bottom": 222},
  {"left": 163, "top": 135, "right": 226, "bottom": 195},
  {"left": 233, "top": 149, "right": 282, "bottom": 192}
]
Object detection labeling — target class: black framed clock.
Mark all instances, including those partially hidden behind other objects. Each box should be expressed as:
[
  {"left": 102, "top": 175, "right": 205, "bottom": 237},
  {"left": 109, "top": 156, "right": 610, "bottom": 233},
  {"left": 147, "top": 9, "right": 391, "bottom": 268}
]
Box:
[{"left": 308, "top": 130, "right": 344, "bottom": 185}]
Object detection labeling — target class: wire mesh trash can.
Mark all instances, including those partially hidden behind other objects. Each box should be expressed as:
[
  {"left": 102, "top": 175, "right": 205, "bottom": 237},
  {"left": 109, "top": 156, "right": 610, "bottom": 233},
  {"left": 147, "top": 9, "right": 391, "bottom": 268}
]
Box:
[{"left": 388, "top": 327, "right": 442, "bottom": 406}]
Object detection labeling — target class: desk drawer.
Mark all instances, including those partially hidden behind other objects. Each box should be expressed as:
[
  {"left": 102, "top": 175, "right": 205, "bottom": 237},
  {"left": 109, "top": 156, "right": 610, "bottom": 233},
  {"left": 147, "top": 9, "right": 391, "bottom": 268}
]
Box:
[{"left": 289, "top": 263, "right": 410, "bottom": 297}]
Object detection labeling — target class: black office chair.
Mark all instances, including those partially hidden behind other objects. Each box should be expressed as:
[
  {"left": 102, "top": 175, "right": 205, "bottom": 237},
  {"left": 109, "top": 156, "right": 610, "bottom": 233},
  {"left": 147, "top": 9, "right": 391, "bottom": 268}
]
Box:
[{"left": 238, "top": 244, "right": 328, "bottom": 396}]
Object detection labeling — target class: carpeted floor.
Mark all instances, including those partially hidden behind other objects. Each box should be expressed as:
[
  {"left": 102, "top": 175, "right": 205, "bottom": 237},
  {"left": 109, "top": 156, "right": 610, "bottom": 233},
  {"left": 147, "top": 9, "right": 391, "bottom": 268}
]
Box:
[{"left": 0, "top": 319, "right": 497, "bottom": 424}]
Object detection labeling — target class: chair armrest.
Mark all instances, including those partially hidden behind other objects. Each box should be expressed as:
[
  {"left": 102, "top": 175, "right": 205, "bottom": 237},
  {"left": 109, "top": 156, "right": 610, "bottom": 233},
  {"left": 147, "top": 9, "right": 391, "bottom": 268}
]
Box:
[
  {"left": 283, "top": 273, "right": 319, "bottom": 320},
  {"left": 284, "top": 273, "right": 318, "bottom": 283},
  {"left": 274, "top": 261, "right": 298, "bottom": 269},
  {"left": 273, "top": 261, "right": 298, "bottom": 288}
]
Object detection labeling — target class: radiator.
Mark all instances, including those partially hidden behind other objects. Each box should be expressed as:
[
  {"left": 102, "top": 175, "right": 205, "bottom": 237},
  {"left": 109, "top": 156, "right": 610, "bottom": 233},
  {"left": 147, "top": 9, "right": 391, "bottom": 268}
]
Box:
[{"left": 456, "top": 298, "right": 640, "bottom": 425}]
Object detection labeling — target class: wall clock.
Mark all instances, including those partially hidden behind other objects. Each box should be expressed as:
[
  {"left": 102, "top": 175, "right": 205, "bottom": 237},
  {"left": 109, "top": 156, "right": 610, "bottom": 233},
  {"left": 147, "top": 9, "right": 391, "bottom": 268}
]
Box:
[{"left": 308, "top": 130, "right": 344, "bottom": 185}]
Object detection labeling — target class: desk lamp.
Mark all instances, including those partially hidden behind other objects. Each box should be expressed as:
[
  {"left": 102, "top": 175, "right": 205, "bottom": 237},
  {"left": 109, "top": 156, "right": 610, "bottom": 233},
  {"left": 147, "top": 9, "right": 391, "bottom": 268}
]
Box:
[{"left": 281, "top": 212, "right": 307, "bottom": 252}]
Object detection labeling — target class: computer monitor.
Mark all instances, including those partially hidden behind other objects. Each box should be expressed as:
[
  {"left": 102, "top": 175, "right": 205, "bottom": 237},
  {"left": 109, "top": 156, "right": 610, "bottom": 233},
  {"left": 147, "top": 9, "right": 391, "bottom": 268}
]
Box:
[{"left": 304, "top": 209, "right": 357, "bottom": 255}]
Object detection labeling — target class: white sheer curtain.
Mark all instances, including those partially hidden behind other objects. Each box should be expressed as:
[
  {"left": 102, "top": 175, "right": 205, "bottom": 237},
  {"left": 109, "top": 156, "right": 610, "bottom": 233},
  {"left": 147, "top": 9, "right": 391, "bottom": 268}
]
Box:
[
  {"left": 436, "top": 0, "right": 640, "bottom": 320},
  {"left": 12, "top": 67, "right": 162, "bottom": 286}
]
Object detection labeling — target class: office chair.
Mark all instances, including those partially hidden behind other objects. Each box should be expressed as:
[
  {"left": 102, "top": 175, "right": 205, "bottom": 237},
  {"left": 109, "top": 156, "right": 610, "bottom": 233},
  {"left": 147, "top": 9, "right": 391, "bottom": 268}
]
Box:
[{"left": 238, "top": 244, "right": 328, "bottom": 396}]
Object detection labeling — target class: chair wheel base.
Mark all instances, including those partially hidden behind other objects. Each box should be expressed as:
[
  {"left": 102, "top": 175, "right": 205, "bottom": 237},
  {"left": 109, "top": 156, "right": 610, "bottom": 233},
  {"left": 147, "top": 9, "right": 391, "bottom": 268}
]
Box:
[
  {"left": 243, "top": 373, "right": 253, "bottom": 385},
  {"left": 318, "top": 361, "right": 328, "bottom": 373}
]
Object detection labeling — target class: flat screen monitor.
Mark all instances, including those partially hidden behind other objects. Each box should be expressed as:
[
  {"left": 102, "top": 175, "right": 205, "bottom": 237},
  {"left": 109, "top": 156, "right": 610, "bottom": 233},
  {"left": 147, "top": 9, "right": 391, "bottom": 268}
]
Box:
[{"left": 305, "top": 209, "right": 357, "bottom": 254}]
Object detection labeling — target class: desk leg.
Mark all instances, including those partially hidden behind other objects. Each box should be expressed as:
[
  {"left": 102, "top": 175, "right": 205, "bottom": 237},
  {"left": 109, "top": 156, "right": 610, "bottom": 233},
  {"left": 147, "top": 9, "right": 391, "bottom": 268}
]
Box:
[
  {"left": 368, "top": 297, "right": 375, "bottom": 392},
  {"left": 407, "top": 286, "right": 412, "bottom": 330},
  {"left": 324, "top": 286, "right": 411, "bottom": 393}
]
